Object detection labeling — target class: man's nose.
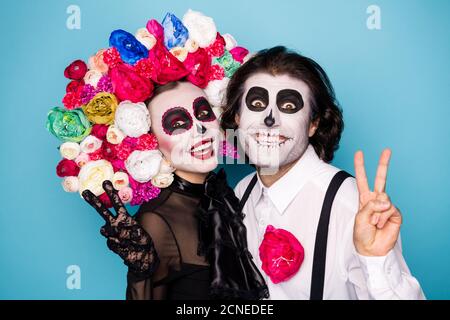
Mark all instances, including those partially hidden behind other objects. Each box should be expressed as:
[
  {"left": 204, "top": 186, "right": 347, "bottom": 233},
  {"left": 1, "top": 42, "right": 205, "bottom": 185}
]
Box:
[
  {"left": 196, "top": 123, "right": 207, "bottom": 134},
  {"left": 261, "top": 107, "right": 280, "bottom": 128}
]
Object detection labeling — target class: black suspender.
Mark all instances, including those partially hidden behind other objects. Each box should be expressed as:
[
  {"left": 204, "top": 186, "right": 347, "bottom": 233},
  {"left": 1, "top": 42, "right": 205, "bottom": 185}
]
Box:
[
  {"left": 310, "top": 170, "right": 352, "bottom": 300},
  {"left": 238, "top": 170, "right": 352, "bottom": 300}
]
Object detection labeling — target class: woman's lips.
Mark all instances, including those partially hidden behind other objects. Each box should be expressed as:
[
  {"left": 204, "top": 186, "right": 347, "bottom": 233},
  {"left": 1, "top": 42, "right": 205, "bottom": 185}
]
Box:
[{"left": 190, "top": 138, "right": 214, "bottom": 160}]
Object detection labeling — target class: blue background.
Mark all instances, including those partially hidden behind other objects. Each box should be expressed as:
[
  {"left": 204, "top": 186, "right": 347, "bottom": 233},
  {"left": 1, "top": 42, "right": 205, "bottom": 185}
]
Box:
[{"left": 0, "top": 0, "right": 448, "bottom": 299}]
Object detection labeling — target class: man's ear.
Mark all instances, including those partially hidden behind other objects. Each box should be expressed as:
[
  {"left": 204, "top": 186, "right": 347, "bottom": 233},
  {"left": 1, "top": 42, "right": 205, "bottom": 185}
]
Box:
[
  {"left": 308, "top": 118, "right": 319, "bottom": 137},
  {"left": 235, "top": 113, "right": 240, "bottom": 126}
]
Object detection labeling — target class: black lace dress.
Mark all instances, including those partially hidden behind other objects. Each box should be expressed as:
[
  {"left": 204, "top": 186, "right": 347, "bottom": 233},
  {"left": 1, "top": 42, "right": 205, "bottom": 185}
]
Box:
[{"left": 125, "top": 170, "right": 268, "bottom": 300}]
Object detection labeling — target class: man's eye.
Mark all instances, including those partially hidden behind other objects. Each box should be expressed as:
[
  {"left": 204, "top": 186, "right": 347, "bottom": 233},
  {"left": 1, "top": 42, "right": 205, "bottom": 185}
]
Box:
[
  {"left": 251, "top": 99, "right": 266, "bottom": 108},
  {"left": 281, "top": 102, "right": 296, "bottom": 110}
]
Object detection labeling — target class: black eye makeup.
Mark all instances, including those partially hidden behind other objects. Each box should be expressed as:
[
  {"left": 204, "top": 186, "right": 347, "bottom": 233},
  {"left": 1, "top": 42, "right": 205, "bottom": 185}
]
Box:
[
  {"left": 161, "top": 107, "right": 193, "bottom": 135},
  {"left": 276, "top": 89, "right": 304, "bottom": 114},
  {"left": 245, "top": 86, "right": 269, "bottom": 112},
  {"left": 193, "top": 97, "right": 216, "bottom": 122}
]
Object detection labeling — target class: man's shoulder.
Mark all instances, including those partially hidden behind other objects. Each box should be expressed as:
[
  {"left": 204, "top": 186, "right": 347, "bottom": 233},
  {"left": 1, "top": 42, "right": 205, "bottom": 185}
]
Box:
[
  {"left": 314, "top": 162, "right": 359, "bottom": 215},
  {"left": 234, "top": 171, "right": 258, "bottom": 199}
]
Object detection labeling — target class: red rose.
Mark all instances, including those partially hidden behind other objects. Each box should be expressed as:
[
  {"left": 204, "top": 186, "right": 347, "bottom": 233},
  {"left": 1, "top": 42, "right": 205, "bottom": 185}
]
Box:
[
  {"left": 183, "top": 48, "right": 211, "bottom": 88},
  {"left": 109, "top": 63, "right": 154, "bottom": 102},
  {"left": 259, "top": 225, "right": 304, "bottom": 284},
  {"left": 62, "top": 89, "right": 82, "bottom": 110},
  {"left": 56, "top": 159, "right": 80, "bottom": 177},
  {"left": 136, "top": 133, "right": 158, "bottom": 151},
  {"left": 147, "top": 41, "right": 189, "bottom": 85},
  {"left": 208, "top": 64, "right": 225, "bottom": 81},
  {"left": 206, "top": 33, "right": 226, "bottom": 58},
  {"left": 98, "top": 192, "right": 113, "bottom": 208},
  {"left": 64, "top": 60, "right": 88, "bottom": 80},
  {"left": 101, "top": 141, "right": 118, "bottom": 161},
  {"left": 66, "top": 80, "right": 85, "bottom": 93},
  {"left": 103, "top": 47, "right": 122, "bottom": 68},
  {"left": 91, "top": 124, "right": 109, "bottom": 140}
]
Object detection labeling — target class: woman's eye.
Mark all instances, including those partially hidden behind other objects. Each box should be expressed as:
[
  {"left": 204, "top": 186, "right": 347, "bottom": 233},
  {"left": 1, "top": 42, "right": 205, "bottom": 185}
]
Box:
[
  {"left": 172, "top": 120, "right": 185, "bottom": 128},
  {"left": 251, "top": 99, "right": 266, "bottom": 108},
  {"left": 198, "top": 110, "right": 209, "bottom": 118}
]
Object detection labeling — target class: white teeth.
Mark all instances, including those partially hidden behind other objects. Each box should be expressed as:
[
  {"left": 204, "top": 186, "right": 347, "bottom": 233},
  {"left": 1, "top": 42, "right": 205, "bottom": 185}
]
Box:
[{"left": 192, "top": 141, "right": 212, "bottom": 153}]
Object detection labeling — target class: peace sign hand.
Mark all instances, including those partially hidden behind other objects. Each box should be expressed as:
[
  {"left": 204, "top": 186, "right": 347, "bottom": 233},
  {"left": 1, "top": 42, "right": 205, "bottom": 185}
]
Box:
[
  {"left": 353, "top": 149, "right": 403, "bottom": 257},
  {"left": 82, "top": 181, "right": 159, "bottom": 278}
]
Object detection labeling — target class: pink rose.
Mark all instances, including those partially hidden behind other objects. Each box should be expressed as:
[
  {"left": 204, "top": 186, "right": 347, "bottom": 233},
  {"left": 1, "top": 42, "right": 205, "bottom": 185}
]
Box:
[
  {"left": 230, "top": 46, "right": 249, "bottom": 64},
  {"left": 118, "top": 187, "right": 133, "bottom": 204},
  {"left": 259, "top": 225, "right": 304, "bottom": 284}
]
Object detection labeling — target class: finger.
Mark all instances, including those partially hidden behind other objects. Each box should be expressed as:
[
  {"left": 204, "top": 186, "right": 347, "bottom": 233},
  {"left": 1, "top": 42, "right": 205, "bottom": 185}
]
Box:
[
  {"left": 103, "top": 180, "right": 129, "bottom": 217},
  {"left": 82, "top": 189, "right": 113, "bottom": 223},
  {"left": 377, "top": 206, "right": 402, "bottom": 229},
  {"left": 100, "top": 225, "right": 119, "bottom": 238},
  {"left": 374, "top": 148, "right": 392, "bottom": 193},
  {"left": 358, "top": 199, "right": 391, "bottom": 221},
  {"left": 354, "top": 151, "right": 370, "bottom": 195},
  {"left": 376, "top": 192, "right": 391, "bottom": 203}
]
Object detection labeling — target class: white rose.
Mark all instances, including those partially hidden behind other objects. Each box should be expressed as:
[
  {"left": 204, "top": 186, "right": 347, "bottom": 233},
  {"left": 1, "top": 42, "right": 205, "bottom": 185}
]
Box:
[
  {"left": 159, "top": 158, "right": 176, "bottom": 174},
  {"left": 83, "top": 70, "right": 103, "bottom": 87},
  {"left": 78, "top": 160, "right": 114, "bottom": 196},
  {"left": 62, "top": 176, "right": 80, "bottom": 193},
  {"left": 106, "top": 125, "right": 125, "bottom": 145},
  {"left": 125, "top": 150, "right": 162, "bottom": 183},
  {"left": 222, "top": 33, "right": 237, "bottom": 50},
  {"left": 115, "top": 101, "right": 151, "bottom": 138},
  {"left": 170, "top": 47, "right": 188, "bottom": 62},
  {"left": 60, "top": 142, "right": 81, "bottom": 160},
  {"left": 204, "top": 78, "right": 230, "bottom": 108},
  {"left": 80, "top": 135, "right": 103, "bottom": 154},
  {"left": 135, "top": 28, "right": 157, "bottom": 50},
  {"left": 243, "top": 52, "right": 255, "bottom": 63},
  {"left": 184, "top": 38, "right": 199, "bottom": 53},
  {"left": 151, "top": 173, "right": 174, "bottom": 188},
  {"left": 112, "top": 171, "right": 129, "bottom": 190},
  {"left": 182, "top": 9, "right": 217, "bottom": 48}
]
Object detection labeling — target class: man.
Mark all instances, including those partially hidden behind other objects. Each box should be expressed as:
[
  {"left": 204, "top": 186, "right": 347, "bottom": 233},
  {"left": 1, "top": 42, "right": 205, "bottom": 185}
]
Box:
[{"left": 221, "top": 46, "right": 424, "bottom": 299}]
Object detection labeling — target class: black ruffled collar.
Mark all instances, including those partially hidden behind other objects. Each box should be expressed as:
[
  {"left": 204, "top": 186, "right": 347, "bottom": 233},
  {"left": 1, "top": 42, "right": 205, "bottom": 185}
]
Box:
[{"left": 169, "top": 174, "right": 205, "bottom": 198}]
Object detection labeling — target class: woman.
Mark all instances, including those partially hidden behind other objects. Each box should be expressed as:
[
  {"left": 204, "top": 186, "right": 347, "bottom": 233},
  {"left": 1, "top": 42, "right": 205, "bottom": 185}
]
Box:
[{"left": 82, "top": 80, "right": 268, "bottom": 300}]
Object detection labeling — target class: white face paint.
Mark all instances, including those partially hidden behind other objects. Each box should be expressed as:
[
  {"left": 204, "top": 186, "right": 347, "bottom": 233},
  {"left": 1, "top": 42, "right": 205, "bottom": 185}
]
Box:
[
  {"left": 237, "top": 73, "right": 313, "bottom": 169},
  {"left": 148, "top": 82, "right": 221, "bottom": 174}
]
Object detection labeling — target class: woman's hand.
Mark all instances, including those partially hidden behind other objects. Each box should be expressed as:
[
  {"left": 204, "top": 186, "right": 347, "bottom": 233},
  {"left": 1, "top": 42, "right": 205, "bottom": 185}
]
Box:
[
  {"left": 82, "top": 180, "right": 159, "bottom": 277},
  {"left": 353, "top": 149, "right": 403, "bottom": 257}
]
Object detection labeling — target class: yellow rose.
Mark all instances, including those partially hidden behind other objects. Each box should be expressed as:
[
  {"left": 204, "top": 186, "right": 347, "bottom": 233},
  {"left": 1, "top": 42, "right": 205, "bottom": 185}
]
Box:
[{"left": 82, "top": 92, "right": 118, "bottom": 125}]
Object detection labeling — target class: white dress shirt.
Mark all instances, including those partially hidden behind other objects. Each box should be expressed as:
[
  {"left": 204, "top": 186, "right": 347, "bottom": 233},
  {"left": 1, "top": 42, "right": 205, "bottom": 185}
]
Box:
[{"left": 235, "top": 145, "right": 425, "bottom": 300}]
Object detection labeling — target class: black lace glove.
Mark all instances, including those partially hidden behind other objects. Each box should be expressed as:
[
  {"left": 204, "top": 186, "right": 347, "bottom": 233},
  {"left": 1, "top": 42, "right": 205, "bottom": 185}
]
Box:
[{"left": 82, "top": 180, "right": 159, "bottom": 280}]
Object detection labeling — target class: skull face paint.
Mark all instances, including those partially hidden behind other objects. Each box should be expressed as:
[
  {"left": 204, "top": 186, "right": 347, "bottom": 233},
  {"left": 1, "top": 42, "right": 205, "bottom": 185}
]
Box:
[
  {"left": 148, "top": 82, "right": 220, "bottom": 173},
  {"left": 237, "top": 73, "right": 312, "bottom": 169}
]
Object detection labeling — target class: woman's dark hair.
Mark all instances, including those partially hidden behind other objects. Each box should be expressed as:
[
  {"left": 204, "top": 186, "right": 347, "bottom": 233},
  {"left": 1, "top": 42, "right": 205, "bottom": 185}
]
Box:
[{"left": 221, "top": 46, "right": 343, "bottom": 163}]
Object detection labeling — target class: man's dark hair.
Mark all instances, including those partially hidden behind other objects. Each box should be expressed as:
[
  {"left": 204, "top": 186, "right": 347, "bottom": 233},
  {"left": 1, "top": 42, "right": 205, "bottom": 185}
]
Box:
[{"left": 220, "top": 46, "right": 344, "bottom": 163}]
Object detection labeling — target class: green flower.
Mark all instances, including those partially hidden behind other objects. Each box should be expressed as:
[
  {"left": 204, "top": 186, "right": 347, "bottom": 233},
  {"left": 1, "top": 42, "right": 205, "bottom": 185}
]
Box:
[
  {"left": 46, "top": 107, "right": 92, "bottom": 142},
  {"left": 213, "top": 50, "right": 241, "bottom": 78}
]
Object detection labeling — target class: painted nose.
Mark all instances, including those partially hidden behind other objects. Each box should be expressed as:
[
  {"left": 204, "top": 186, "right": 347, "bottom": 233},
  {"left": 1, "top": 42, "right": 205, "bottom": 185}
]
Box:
[
  {"left": 196, "top": 123, "right": 207, "bottom": 134},
  {"left": 264, "top": 110, "right": 275, "bottom": 127}
]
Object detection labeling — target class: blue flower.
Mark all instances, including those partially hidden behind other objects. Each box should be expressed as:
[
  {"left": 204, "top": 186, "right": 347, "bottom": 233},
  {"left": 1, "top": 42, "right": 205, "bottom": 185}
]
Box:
[
  {"left": 109, "top": 29, "right": 148, "bottom": 65},
  {"left": 161, "top": 12, "right": 189, "bottom": 50}
]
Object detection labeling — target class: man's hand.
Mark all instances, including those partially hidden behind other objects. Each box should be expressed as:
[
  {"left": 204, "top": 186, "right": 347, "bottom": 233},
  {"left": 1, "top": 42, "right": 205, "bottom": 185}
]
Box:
[{"left": 353, "top": 149, "right": 402, "bottom": 257}]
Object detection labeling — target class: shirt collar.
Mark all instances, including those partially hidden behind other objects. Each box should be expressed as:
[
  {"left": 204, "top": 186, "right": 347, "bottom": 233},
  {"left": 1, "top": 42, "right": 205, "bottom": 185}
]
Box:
[{"left": 253, "top": 144, "right": 324, "bottom": 215}]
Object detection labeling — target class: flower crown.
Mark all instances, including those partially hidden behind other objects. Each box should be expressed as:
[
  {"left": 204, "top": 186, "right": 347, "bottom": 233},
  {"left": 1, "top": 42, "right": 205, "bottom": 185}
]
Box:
[{"left": 46, "top": 9, "right": 247, "bottom": 208}]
